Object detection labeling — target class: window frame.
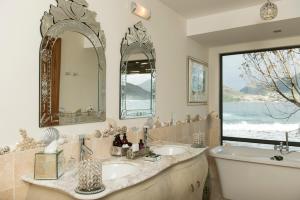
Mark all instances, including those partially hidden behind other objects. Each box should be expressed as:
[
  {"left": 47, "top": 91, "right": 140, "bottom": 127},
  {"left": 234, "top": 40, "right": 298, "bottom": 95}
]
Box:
[{"left": 219, "top": 45, "right": 300, "bottom": 147}]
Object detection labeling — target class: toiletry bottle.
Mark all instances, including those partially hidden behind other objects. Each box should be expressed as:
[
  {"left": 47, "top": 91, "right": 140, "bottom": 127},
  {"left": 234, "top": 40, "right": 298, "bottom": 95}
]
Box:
[
  {"left": 122, "top": 133, "right": 129, "bottom": 145},
  {"left": 113, "top": 134, "right": 122, "bottom": 147},
  {"left": 139, "top": 139, "right": 145, "bottom": 150},
  {"left": 117, "top": 135, "right": 123, "bottom": 147}
]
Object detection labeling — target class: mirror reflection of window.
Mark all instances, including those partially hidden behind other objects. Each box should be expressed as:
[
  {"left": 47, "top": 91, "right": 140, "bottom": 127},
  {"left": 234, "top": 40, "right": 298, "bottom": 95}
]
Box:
[
  {"left": 119, "top": 22, "right": 156, "bottom": 119},
  {"left": 121, "top": 52, "right": 155, "bottom": 118},
  {"left": 125, "top": 59, "right": 152, "bottom": 111}
]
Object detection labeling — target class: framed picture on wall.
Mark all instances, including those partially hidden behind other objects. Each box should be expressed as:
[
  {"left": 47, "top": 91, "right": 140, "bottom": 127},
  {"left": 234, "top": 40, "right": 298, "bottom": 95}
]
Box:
[{"left": 187, "top": 57, "right": 208, "bottom": 105}]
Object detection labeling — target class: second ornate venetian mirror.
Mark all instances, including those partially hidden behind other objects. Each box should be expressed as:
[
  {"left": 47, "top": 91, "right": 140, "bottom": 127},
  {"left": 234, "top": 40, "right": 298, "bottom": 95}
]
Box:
[
  {"left": 120, "top": 22, "right": 156, "bottom": 119},
  {"left": 39, "top": 0, "right": 106, "bottom": 127}
]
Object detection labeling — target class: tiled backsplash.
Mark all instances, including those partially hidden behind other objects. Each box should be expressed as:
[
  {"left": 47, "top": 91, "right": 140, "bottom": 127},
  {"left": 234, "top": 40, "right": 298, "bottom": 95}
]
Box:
[
  {"left": 0, "top": 141, "right": 80, "bottom": 200},
  {"left": 0, "top": 119, "right": 217, "bottom": 200}
]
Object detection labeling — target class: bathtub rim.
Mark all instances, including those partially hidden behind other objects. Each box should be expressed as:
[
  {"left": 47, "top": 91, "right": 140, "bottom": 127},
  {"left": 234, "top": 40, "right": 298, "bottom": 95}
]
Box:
[{"left": 209, "top": 145, "right": 300, "bottom": 169}]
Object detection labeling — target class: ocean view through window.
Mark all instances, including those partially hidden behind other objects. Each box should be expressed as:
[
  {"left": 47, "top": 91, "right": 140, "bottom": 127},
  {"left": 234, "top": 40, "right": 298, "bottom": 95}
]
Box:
[{"left": 221, "top": 46, "right": 300, "bottom": 147}]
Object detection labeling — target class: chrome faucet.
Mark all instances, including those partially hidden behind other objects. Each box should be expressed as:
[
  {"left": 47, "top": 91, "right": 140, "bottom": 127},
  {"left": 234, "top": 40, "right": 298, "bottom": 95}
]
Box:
[
  {"left": 143, "top": 126, "right": 149, "bottom": 147},
  {"left": 79, "top": 135, "right": 93, "bottom": 161},
  {"left": 274, "top": 132, "right": 289, "bottom": 154}
]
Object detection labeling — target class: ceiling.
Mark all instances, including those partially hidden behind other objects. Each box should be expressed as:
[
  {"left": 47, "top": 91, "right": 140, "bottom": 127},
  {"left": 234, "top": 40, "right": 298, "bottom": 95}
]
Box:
[
  {"left": 159, "top": 0, "right": 279, "bottom": 18},
  {"left": 191, "top": 17, "right": 300, "bottom": 47},
  {"left": 159, "top": 0, "right": 299, "bottom": 47}
]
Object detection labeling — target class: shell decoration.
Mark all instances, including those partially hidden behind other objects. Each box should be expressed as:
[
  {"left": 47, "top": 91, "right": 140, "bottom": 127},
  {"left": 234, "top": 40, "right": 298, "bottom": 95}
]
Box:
[
  {"left": 42, "top": 127, "right": 60, "bottom": 145},
  {"left": 144, "top": 118, "right": 154, "bottom": 129},
  {"left": 154, "top": 117, "right": 162, "bottom": 128},
  {"left": 186, "top": 114, "right": 191, "bottom": 123},
  {"left": 16, "top": 129, "right": 45, "bottom": 151},
  {"left": 95, "top": 130, "right": 102, "bottom": 138},
  {"left": 0, "top": 146, "right": 10, "bottom": 155},
  {"left": 192, "top": 115, "right": 201, "bottom": 122}
]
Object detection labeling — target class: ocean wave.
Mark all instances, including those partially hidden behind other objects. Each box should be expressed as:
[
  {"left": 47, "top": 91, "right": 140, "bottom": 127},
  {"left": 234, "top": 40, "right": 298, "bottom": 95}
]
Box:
[{"left": 223, "top": 122, "right": 300, "bottom": 132}]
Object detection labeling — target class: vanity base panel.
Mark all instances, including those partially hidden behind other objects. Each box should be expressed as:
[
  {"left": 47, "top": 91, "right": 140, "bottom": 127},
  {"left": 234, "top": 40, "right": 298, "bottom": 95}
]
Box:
[
  {"left": 26, "top": 184, "right": 74, "bottom": 200},
  {"left": 26, "top": 153, "right": 208, "bottom": 200}
]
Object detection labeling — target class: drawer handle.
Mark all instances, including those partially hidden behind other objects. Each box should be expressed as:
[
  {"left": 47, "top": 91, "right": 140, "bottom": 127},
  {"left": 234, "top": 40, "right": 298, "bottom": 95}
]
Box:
[
  {"left": 190, "top": 184, "right": 195, "bottom": 192},
  {"left": 197, "top": 180, "right": 201, "bottom": 188}
]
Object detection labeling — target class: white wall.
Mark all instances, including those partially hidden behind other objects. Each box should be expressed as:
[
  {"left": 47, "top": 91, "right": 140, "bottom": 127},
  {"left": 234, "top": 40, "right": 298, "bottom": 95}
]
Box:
[
  {"left": 0, "top": 0, "right": 208, "bottom": 146},
  {"left": 60, "top": 32, "right": 100, "bottom": 113},
  {"left": 208, "top": 35, "right": 300, "bottom": 114}
]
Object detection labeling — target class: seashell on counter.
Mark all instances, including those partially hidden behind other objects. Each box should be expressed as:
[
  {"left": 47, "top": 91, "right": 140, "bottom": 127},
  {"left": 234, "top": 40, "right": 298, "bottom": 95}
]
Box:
[
  {"left": 0, "top": 146, "right": 10, "bottom": 155},
  {"left": 42, "top": 127, "right": 60, "bottom": 145},
  {"left": 16, "top": 129, "right": 45, "bottom": 151},
  {"left": 95, "top": 130, "right": 102, "bottom": 138},
  {"left": 154, "top": 117, "right": 162, "bottom": 128}
]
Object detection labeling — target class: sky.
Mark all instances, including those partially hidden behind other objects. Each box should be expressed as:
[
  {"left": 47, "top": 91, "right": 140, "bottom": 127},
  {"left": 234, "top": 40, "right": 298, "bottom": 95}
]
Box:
[
  {"left": 127, "top": 74, "right": 150, "bottom": 85},
  {"left": 222, "top": 54, "right": 248, "bottom": 91}
]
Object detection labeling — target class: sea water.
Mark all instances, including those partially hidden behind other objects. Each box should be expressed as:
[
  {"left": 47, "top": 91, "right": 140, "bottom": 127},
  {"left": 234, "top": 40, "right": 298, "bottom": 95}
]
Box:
[{"left": 223, "top": 102, "right": 300, "bottom": 143}]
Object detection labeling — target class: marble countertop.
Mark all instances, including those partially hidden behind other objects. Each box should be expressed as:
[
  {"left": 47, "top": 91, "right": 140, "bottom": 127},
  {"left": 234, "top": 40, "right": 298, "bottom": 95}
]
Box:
[{"left": 22, "top": 141, "right": 207, "bottom": 200}]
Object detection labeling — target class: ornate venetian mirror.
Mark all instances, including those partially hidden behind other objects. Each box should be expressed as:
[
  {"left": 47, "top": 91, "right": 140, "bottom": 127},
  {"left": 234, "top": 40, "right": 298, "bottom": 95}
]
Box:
[
  {"left": 39, "top": 0, "right": 106, "bottom": 127},
  {"left": 120, "top": 22, "right": 156, "bottom": 119}
]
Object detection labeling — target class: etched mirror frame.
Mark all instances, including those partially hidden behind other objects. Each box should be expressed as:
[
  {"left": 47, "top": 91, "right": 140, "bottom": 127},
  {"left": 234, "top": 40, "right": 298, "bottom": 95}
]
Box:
[
  {"left": 39, "top": 0, "right": 106, "bottom": 127},
  {"left": 120, "top": 22, "right": 156, "bottom": 119}
]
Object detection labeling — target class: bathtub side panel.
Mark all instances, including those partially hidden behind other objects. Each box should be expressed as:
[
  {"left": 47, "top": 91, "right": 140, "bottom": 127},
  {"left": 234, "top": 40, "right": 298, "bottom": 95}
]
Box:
[{"left": 216, "top": 158, "right": 300, "bottom": 200}]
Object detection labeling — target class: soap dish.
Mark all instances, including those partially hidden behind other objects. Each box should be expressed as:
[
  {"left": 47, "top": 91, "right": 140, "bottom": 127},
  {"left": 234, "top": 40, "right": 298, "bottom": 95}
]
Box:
[{"left": 145, "top": 154, "right": 161, "bottom": 162}]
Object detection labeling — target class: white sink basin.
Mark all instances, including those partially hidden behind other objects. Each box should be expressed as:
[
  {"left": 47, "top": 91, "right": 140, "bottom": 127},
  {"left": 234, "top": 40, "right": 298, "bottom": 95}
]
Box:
[
  {"left": 151, "top": 145, "right": 187, "bottom": 156},
  {"left": 102, "top": 162, "right": 138, "bottom": 181}
]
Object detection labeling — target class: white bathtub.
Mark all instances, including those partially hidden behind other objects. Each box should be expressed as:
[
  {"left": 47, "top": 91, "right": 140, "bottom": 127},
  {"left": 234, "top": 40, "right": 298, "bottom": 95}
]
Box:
[{"left": 210, "top": 145, "right": 300, "bottom": 200}]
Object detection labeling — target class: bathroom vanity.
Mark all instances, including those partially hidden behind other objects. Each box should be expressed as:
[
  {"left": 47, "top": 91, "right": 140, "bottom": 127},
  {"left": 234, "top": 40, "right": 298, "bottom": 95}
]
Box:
[{"left": 23, "top": 142, "right": 208, "bottom": 200}]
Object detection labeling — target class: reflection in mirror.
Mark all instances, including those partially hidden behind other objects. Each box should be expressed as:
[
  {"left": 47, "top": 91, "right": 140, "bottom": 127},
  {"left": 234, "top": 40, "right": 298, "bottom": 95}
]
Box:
[
  {"left": 120, "top": 22, "right": 156, "bottom": 119},
  {"left": 57, "top": 32, "right": 104, "bottom": 125},
  {"left": 39, "top": 0, "right": 106, "bottom": 127}
]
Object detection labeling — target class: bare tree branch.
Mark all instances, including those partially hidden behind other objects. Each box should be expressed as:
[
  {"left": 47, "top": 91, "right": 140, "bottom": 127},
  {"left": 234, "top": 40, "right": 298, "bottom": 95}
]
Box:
[{"left": 241, "top": 48, "right": 300, "bottom": 118}]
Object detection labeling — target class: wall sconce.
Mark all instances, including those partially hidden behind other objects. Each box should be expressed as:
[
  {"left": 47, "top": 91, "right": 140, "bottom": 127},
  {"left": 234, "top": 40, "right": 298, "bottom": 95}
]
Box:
[{"left": 131, "top": 2, "right": 151, "bottom": 20}]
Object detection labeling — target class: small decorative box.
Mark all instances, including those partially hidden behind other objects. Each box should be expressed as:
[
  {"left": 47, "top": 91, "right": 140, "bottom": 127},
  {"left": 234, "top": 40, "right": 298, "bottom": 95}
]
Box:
[
  {"left": 126, "top": 147, "right": 150, "bottom": 159},
  {"left": 111, "top": 146, "right": 122, "bottom": 156},
  {"left": 111, "top": 146, "right": 129, "bottom": 156},
  {"left": 34, "top": 150, "right": 64, "bottom": 180}
]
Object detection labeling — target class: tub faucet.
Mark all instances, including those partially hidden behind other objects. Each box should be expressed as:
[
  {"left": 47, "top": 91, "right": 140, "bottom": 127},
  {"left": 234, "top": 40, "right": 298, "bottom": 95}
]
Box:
[
  {"left": 79, "top": 135, "right": 93, "bottom": 161},
  {"left": 274, "top": 132, "right": 289, "bottom": 154}
]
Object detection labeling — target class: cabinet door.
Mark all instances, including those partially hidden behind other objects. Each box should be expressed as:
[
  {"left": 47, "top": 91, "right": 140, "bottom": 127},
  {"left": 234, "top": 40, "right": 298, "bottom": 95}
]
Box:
[
  {"left": 191, "top": 155, "right": 208, "bottom": 199},
  {"left": 125, "top": 172, "right": 171, "bottom": 200},
  {"left": 168, "top": 154, "right": 208, "bottom": 200},
  {"left": 168, "top": 163, "right": 195, "bottom": 200}
]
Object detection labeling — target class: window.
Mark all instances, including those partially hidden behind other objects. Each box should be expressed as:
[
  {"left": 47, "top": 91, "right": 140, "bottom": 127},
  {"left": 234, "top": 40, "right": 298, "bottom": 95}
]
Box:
[{"left": 220, "top": 46, "right": 300, "bottom": 147}]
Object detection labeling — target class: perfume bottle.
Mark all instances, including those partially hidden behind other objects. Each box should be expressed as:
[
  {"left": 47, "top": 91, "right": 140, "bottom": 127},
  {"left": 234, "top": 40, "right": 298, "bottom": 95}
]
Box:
[
  {"left": 113, "top": 134, "right": 122, "bottom": 147},
  {"left": 122, "top": 133, "right": 129, "bottom": 145}
]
